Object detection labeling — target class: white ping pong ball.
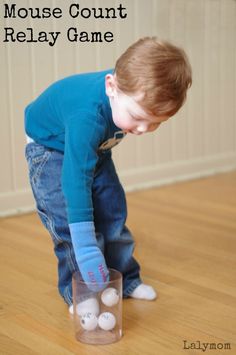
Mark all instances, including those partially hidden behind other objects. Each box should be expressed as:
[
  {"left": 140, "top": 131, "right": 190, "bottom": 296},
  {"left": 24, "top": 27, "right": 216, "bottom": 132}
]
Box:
[
  {"left": 101, "top": 287, "right": 119, "bottom": 307},
  {"left": 80, "top": 312, "right": 98, "bottom": 331},
  {"left": 76, "top": 297, "right": 99, "bottom": 317},
  {"left": 98, "top": 312, "right": 116, "bottom": 331}
]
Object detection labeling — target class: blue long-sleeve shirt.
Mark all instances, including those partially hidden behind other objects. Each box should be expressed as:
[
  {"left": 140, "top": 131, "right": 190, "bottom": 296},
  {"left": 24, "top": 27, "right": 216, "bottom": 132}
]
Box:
[{"left": 25, "top": 69, "right": 126, "bottom": 224}]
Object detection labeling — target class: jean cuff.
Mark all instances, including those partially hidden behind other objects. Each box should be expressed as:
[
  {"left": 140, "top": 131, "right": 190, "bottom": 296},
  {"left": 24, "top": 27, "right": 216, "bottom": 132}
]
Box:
[
  {"left": 64, "top": 285, "right": 73, "bottom": 306},
  {"left": 123, "top": 278, "right": 143, "bottom": 298}
]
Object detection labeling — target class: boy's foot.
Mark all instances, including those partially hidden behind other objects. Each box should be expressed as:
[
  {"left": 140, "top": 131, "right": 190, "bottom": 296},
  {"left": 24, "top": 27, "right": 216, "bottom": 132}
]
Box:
[
  {"left": 69, "top": 304, "right": 74, "bottom": 314},
  {"left": 69, "top": 297, "right": 100, "bottom": 316},
  {"left": 130, "top": 283, "right": 157, "bottom": 300}
]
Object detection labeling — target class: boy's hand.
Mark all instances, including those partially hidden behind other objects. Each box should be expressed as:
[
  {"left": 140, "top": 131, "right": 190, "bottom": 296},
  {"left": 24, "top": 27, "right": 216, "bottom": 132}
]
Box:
[{"left": 69, "top": 222, "right": 109, "bottom": 291}]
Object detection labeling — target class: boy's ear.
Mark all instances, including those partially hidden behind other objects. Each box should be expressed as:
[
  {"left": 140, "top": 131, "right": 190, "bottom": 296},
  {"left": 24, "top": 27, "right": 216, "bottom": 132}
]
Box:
[{"left": 105, "top": 74, "right": 117, "bottom": 98}]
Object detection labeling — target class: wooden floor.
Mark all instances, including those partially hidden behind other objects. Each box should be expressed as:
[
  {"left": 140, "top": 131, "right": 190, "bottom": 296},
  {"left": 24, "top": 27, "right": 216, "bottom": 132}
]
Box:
[{"left": 0, "top": 171, "right": 236, "bottom": 355}]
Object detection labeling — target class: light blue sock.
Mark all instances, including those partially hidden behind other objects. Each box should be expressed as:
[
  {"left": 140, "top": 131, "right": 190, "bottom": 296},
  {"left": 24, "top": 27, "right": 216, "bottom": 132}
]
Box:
[{"left": 69, "top": 221, "right": 109, "bottom": 291}]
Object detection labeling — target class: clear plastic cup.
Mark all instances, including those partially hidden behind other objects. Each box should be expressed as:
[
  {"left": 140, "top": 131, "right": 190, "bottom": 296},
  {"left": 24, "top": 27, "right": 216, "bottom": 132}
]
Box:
[{"left": 72, "top": 268, "right": 123, "bottom": 345}]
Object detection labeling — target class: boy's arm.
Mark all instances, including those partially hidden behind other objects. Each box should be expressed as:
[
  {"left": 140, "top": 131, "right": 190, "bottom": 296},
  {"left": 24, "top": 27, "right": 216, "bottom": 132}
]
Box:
[{"left": 62, "top": 111, "right": 109, "bottom": 290}]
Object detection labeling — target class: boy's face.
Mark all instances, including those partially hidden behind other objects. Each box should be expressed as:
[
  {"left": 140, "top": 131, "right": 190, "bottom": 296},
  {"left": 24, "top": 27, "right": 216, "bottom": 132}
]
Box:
[{"left": 105, "top": 74, "right": 169, "bottom": 135}]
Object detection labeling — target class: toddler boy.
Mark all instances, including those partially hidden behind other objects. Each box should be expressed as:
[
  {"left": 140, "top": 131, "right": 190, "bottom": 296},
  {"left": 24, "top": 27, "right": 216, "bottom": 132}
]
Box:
[{"left": 24, "top": 37, "right": 192, "bottom": 311}]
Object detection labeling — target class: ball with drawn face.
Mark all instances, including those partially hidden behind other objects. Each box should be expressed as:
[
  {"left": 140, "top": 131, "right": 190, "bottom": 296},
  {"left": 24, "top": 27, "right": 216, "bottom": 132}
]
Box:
[
  {"left": 80, "top": 312, "right": 98, "bottom": 331},
  {"left": 98, "top": 312, "right": 116, "bottom": 331},
  {"left": 101, "top": 287, "right": 119, "bottom": 307},
  {"left": 76, "top": 297, "right": 99, "bottom": 317}
]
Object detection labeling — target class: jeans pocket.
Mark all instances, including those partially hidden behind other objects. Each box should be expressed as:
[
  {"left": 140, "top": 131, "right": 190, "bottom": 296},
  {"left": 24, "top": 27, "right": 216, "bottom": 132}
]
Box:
[{"left": 27, "top": 148, "right": 52, "bottom": 185}]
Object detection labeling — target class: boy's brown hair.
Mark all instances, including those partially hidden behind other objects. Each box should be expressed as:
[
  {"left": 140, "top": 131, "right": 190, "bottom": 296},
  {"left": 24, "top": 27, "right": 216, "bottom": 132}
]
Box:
[{"left": 115, "top": 37, "right": 192, "bottom": 117}]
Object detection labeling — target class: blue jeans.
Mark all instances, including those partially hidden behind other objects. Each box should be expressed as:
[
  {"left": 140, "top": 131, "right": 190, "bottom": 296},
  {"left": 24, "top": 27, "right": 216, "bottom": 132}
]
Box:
[{"left": 25, "top": 142, "right": 142, "bottom": 305}]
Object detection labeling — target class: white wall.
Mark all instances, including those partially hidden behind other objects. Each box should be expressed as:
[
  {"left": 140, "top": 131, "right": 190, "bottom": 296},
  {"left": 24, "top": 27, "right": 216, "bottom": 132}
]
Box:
[{"left": 0, "top": 0, "right": 236, "bottom": 217}]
